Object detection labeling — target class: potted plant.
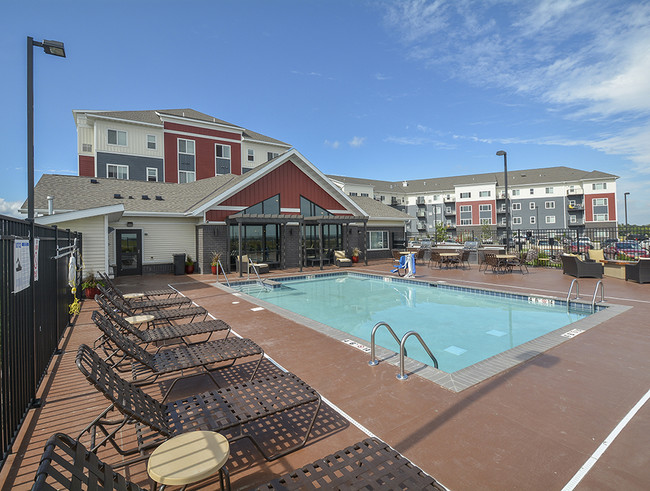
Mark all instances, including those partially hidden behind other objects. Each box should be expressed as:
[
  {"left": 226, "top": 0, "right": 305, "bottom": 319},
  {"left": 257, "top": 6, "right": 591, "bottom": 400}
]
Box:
[
  {"left": 81, "top": 273, "right": 104, "bottom": 299},
  {"left": 210, "top": 251, "right": 222, "bottom": 275},
  {"left": 351, "top": 247, "right": 360, "bottom": 263},
  {"left": 185, "top": 255, "right": 195, "bottom": 274}
]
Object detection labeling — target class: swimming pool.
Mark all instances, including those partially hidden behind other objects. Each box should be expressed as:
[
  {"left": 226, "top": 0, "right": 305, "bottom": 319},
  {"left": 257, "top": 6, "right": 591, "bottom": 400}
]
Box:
[{"left": 233, "top": 273, "right": 593, "bottom": 374}]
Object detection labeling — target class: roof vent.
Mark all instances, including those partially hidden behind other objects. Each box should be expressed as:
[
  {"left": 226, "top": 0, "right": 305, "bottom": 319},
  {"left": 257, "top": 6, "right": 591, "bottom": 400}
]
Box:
[
  {"left": 402, "top": 181, "right": 408, "bottom": 187},
  {"left": 142, "top": 195, "right": 150, "bottom": 200},
  {"left": 155, "top": 195, "right": 164, "bottom": 201},
  {"left": 113, "top": 193, "right": 123, "bottom": 199},
  {"left": 128, "top": 196, "right": 134, "bottom": 199},
  {"left": 90, "top": 178, "right": 99, "bottom": 184}
]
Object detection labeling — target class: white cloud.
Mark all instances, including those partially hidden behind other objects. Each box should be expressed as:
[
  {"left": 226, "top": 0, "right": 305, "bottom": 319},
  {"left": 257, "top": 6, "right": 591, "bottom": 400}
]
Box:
[
  {"left": 375, "top": 73, "right": 390, "bottom": 80},
  {"left": 324, "top": 139, "right": 340, "bottom": 149},
  {"left": 349, "top": 136, "right": 366, "bottom": 148},
  {"left": 0, "top": 198, "right": 23, "bottom": 218}
]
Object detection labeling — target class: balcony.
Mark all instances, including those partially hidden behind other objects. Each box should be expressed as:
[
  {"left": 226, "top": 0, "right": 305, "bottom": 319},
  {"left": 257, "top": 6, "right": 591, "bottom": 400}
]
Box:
[
  {"left": 569, "top": 219, "right": 585, "bottom": 226},
  {"left": 416, "top": 197, "right": 426, "bottom": 205},
  {"left": 567, "top": 187, "right": 584, "bottom": 195},
  {"left": 443, "top": 195, "right": 455, "bottom": 202},
  {"left": 444, "top": 208, "right": 456, "bottom": 216},
  {"left": 417, "top": 221, "right": 427, "bottom": 230},
  {"left": 416, "top": 210, "right": 426, "bottom": 218},
  {"left": 568, "top": 203, "right": 584, "bottom": 211},
  {"left": 390, "top": 197, "right": 399, "bottom": 206}
]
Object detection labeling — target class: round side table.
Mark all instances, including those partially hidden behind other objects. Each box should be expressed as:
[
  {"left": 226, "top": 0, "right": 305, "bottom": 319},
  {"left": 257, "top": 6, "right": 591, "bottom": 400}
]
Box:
[{"left": 147, "top": 431, "right": 230, "bottom": 490}]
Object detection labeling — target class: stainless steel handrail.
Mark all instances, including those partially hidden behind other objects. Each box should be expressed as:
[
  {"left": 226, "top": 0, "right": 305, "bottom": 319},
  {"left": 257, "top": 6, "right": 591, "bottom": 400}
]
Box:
[
  {"left": 397, "top": 331, "right": 439, "bottom": 380},
  {"left": 216, "top": 259, "right": 230, "bottom": 287},
  {"left": 247, "top": 261, "right": 271, "bottom": 291},
  {"left": 368, "top": 322, "right": 404, "bottom": 366},
  {"left": 566, "top": 279, "right": 580, "bottom": 309},
  {"left": 591, "top": 280, "right": 604, "bottom": 311}
]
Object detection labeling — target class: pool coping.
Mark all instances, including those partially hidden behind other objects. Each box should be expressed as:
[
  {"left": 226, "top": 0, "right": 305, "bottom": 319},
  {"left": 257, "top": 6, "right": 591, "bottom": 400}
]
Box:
[{"left": 214, "top": 272, "right": 630, "bottom": 392}]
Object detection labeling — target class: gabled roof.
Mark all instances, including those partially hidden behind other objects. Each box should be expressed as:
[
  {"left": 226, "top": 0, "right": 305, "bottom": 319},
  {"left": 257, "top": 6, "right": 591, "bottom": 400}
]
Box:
[
  {"left": 350, "top": 196, "right": 412, "bottom": 221},
  {"left": 328, "top": 166, "right": 619, "bottom": 194},
  {"left": 76, "top": 109, "right": 291, "bottom": 147}
]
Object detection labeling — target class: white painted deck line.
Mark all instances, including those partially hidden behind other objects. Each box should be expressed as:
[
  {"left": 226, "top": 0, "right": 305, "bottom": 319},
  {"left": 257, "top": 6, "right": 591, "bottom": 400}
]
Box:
[{"left": 562, "top": 387, "right": 650, "bottom": 491}]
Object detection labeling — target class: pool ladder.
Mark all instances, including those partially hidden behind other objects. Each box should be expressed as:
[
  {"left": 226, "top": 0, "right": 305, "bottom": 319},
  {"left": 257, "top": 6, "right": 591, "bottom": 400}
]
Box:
[
  {"left": 368, "top": 322, "right": 439, "bottom": 380},
  {"left": 215, "top": 259, "right": 231, "bottom": 287},
  {"left": 566, "top": 279, "right": 604, "bottom": 312},
  {"left": 247, "top": 262, "right": 271, "bottom": 292}
]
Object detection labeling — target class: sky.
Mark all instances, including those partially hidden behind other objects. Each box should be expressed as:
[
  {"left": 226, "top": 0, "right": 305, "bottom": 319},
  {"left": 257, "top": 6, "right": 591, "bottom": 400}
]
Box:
[{"left": 1, "top": 0, "right": 649, "bottom": 224}]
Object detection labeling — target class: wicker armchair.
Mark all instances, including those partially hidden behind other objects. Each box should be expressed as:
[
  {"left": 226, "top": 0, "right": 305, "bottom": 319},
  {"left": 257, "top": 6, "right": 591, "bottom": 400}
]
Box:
[
  {"left": 560, "top": 254, "right": 603, "bottom": 278},
  {"left": 625, "top": 258, "right": 650, "bottom": 284}
]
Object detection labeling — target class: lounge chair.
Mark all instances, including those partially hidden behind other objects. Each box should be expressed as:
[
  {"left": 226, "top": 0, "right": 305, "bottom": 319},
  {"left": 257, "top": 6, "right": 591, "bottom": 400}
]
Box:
[
  {"left": 256, "top": 438, "right": 444, "bottom": 491},
  {"left": 75, "top": 344, "right": 321, "bottom": 462},
  {"left": 97, "top": 283, "right": 192, "bottom": 311},
  {"left": 625, "top": 258, "right": 650, "bottom": 284},
  {"left": 586, "top": 249, "right": 606, "bottom": 263},
  {"left": 98, "top": 271, "right": 179, "bottom": 299},
  {"left": 91, "top": 311, "right": 264, "bottom": 393},
  {"left": 334, "top": 250, "right": 352, "bottom": 267},
  {"left": 98, "top": 286, "right": 208, "bottom": 323},
  {"left": 32, "top": 433, "right": 145, "bottom": 491},
  {"left": 560, "top": 254, "right": 603, "bottom": 278},
  {"left": 96, "top": 295, "right": 230, "bottom": 346},
  {"left": 241, "top": 254, "right": 269, "bottom": 274}
]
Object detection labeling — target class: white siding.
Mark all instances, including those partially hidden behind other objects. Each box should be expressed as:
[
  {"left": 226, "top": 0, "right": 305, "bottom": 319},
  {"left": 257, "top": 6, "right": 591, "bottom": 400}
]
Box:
[
  {"left": 50, "top": 216, "right": 107, "bottom": 277},
  {"left": 241, "top": 141, "right": 291, "bottom": 170},
  {"left": 95, "top": 120, "right": 164, "bottom": 158}
]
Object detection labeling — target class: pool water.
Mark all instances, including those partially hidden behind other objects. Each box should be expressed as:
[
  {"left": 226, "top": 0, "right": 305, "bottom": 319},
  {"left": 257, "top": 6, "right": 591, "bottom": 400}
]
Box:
[{"left": 239, "top": 275, "right": 588, "bottom": 373}]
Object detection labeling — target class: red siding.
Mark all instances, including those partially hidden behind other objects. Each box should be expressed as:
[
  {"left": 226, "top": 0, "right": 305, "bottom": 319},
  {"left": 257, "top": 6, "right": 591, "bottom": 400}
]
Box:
[
  {"left": 164, "top": 122, "right": 242, "bottom": 141},
  {"left": 585, "top": 193, "right": 616, "bottom": 221},
  {"left": 458, "top": 200, "right": 495, "bottom": 225},
  {"left": 78, "top": 155, "right": 95, "bottom": 177},
  {"left": 205, "top": 160, "right": 353, "bottom": 222},
  {"left": 163, "top": 127, "right": 242, "bottom": 183}
]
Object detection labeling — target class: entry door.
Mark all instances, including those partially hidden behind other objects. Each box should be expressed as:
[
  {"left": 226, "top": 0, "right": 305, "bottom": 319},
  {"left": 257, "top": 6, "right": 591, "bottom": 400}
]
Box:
[{"left": 116, "top": 230, "right": 142, "bottom": 276}]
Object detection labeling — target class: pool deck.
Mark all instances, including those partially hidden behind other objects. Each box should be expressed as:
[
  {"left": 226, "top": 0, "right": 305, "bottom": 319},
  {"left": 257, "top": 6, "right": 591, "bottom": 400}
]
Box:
[{"left": 2, "top": 259, "right": 649, "bottom": 490}]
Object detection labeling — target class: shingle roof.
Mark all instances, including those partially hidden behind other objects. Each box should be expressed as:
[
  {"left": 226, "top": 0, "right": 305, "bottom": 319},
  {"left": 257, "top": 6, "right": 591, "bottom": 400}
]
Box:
[
  {"left": 350, "top": 196, "right": 412, "bottom": 220},
  {"left": 328, "top": 166, "right": 618, "bottom": 194},
  {"left": 82, "top": 109, "right": 290, "bottom": 146}
]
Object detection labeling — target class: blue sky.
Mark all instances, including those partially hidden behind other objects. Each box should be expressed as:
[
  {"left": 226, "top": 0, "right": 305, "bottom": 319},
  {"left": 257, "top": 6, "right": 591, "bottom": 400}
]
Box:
[{"left": 2, "top": 0, "right": 649, "bottom": 224}]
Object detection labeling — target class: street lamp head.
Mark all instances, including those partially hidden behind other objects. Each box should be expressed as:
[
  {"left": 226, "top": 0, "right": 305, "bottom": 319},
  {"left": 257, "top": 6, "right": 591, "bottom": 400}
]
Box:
[
  {"left": 496, "top": 150, "right": 506, "bottom": 156},
  {"left": 41, "top": 39, "right": 66, "bottom": 57},
  {"left": 624, "top": 192, "right": 630, "bottom": 196}
]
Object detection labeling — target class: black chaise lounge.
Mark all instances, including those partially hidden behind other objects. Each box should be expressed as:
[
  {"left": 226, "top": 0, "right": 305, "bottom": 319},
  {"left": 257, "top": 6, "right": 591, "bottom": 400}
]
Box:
[
  {"left": 32, "top": 433, "right": 145, "bottom": 491},
  {"left": 625, "top": 258, "right": 650, "bottom": 283},
  {"left": 97, "top": 284, "right": 191, "bottom": 311},
  {"left": 96, "top": 295, "right": 230, "bottom": 346},
  {"left": 256, "top": 438, "right": 445, "bottom": 490},
  {"left": 92, "top": 311, "right": 264, "bottom": 393},
  {"left": 98, "top": 271, "right": 178, "bottom": 299},
  {"left": 76, "top": 344, "right": 321, "bottom": 462},
  {"left": 560, "top": 254, "right": 604, "bottom": 278}
]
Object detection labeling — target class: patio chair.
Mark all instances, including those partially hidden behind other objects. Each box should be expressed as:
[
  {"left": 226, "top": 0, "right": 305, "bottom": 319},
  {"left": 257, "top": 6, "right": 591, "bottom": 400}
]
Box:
[
  {"left": 560, "top": 254, "right": 603, "bottom": 278},
  {"left": 483, "top": 253, "right": 506, "bottom": 274},
  {"left": 256, "top": 438, "right": 444, "bottom": 491},
  {"left": 91, "top": 311, "right": 264, "bottom": 394},
  {"left": 391, "top": 249, "right": 401, "bottom": 266},
  {"left": 507, "top": 252, "right": 527, "bottom": 274},
  {"left": 241, "top": 254, "right": 269, "bottom": 274},
  {"left": 75, "top": 344, "right": 321, "bottom": 462},
  {"left": 428, "top": 251, "right": 441, "bottom": 269},
  {"left": 32, "top": 432, "right": 145, "bottom": 491},
  {"left": 98, "top": 272, "right": 179, "bottom": 299},
  {"left": 415, "top": 248, "right": 426, "bottom": 264},
  {"left": 98, "top": 286, "right": 208, "bottom": 323},
  {"left": 334, "top": 250, "right": 352, "bottom": 267},
  {"left": 459, "top": 250, "right": 471, "bottom": 269},
  {"left": 97, "top": 283, "right": 192, "bottom": 311},
  {"left": 96, "top": 295, "right": 230, "bottom": 346},
  {"left": 625, "top": 258, "right": 650, "bottom": 284},
  {"left": 586, "top": 249, "right": 606, "bottom": 263}
]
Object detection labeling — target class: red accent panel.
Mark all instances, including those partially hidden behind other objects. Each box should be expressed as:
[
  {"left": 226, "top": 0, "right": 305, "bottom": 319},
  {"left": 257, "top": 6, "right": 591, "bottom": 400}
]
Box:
[
  {"left": 78, "top": 155, "right": 95, "bottom": 177},
  {"left": 459, "top": 200, "right": 495, "bottom": 225},
  {"left": 163, "top": 131, "right": 242, "bottom": 183},
  {"left": 585, "top": 193, "right": 616, "bottom": 221},
  {"left": 164, "top": 122, "right": 242, "bottom": 141},
  {"left": 204, "top": 160, "right": 353, "bottom": 221}
]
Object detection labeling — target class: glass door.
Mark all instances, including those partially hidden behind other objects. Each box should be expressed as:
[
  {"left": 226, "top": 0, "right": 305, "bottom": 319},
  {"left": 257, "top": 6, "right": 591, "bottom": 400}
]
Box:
[{"left": 116, "top": 229, "right": 142, "bottom": 276}]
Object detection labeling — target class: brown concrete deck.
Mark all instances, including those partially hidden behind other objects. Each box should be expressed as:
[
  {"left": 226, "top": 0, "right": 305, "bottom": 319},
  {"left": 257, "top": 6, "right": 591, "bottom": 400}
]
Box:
[{"left": 2, "top": 259, "right": 649, "bottom": 490}]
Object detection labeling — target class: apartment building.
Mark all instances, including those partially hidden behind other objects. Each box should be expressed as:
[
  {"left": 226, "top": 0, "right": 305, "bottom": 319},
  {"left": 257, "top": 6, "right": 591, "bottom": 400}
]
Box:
[
  {"left": 328, "top": 167, "right": 619, "bottom": 239},
  {"left": 73, "top": 109, "right": 292, "bottom": 182}
]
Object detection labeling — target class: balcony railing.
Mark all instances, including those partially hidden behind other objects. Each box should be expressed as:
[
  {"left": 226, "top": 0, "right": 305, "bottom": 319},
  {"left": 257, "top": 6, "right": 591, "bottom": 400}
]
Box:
[
  {"left": 443, "top": 195, "right": 455, "bottom": 202},
  {"left": 416, "top": 197, "right": 426, "bottom": 205},
  {"left": 417, "top": 221, "right": 427, "bottom": 230},
  {"left": 567, "top": 188, "right": 584, "bottom": 195},
  {"left": 416, "top": 210, "right": 426, "bottom": 218},
  {"left": 568, "top": 204, "right": 584, "bottom": 210},
  {"left": 444, "top": 209, "right": 456, "bottom": 215}
]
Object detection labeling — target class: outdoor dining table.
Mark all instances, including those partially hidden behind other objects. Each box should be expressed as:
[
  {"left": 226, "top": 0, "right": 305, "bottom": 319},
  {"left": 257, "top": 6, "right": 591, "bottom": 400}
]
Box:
[
  {"left": 495, "top": 254, "right": 517, "bottom": 272},
  {"left": 439, "top": 252, "right": 460, "bottom": 268}
]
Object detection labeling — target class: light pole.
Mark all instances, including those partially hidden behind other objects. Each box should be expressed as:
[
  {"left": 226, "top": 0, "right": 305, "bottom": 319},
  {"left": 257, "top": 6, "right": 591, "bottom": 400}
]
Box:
[
  {"left": 496, "top": 150, "right": 509, "bottom": 251},
  {"left": 27, "top": 36, "right": 66, "bottom": 401},
  {"left": 624, "top": 192, "right": 630, "bottom": 229}
]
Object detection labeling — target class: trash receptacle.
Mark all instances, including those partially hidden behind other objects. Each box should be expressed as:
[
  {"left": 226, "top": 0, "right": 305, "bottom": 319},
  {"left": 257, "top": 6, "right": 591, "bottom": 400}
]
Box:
[{"left": 173, "top": 254, "right": 186, "bottom": 275}]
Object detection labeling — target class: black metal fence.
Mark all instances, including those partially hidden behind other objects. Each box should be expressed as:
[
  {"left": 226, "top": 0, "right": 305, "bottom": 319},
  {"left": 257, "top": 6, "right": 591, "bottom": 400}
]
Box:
[{"left": 0, "top": 214, "right": 81, "bottom": 470}]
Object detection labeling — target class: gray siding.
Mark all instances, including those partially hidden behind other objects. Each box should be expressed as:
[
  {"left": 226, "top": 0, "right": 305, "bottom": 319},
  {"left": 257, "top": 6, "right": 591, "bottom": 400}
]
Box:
[{"left": 97, "top": 152, "right": 164, "bottom": 181}]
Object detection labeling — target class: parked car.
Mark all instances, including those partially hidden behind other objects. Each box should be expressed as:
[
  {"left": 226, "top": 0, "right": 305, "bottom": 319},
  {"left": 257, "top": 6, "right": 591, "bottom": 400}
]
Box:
[
  {"left": 569, "top": 239, "right": 591, "bottom": 253},
  {"left": 627, "top": 234, "right": 648, "bottom": 241},
  {"left": 605, "top": 241, "right": 650, "bottom": 259},
  {"left": 640, "top": 239, "right": 650, "bottom": 252},
  {"left": 601, "top": 238, "right": 618, "bottom": 248}
]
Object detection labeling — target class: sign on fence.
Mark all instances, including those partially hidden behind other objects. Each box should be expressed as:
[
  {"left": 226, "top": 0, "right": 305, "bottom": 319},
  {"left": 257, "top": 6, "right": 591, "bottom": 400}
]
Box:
[{"left": 13, "top": 239, "right": 31, "bottom": 293}]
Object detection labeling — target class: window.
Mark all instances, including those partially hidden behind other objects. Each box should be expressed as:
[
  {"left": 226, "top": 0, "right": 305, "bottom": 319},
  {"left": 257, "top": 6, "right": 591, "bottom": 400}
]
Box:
[
  {"left": 545, "top": 187, "right": 554, "bottom": 194},
  {"left": 501, "top": 217, "right": 506, "bottom": 225},
  {"left": 511, "top": 189, "right": 520, "bottom": 196},
  {"left": 367, "top": 231, "right": 389, "bottom": 250},
  {"left": 545, "top": 216, "right": 556, "bottom": 224},
  {"left": 361, "top": 193, "right": 369, "bottom": 197},
  {"left": 247, "top": 149, "right": 255, "bottom": 162},
  {"left": 593, "top": 198, "right": 607, "bottom": 206},
  {"left": 459, "top": 205, "right": 472, "bottom": 225},
  {"left": 513, "top": 217, "right": 522, "bottom": 225},
  {"left": 460, "top": 192, "right": 471, "bottom": 199},
  {"left": 446, "top": 207, "right": 452, "bottom": 214},
  {"left": 106, "top": 164, "right": 128, "bottom": 180},
  {"left": 570, "top": 215, "right": 577, "bottom": 223},
  {"left": 569, "top": 199, "right": 576, "bottom": 207},
  {"left": 146, "top": 167, "right": 158, "bottom": 182},
  {"left": 178, "top": 139, "right": 195, "bottom": 183},
  {"left": 107, "top": 129, "right": 127, "bottom": 146},
  {"left": 267, "top": 152, "right": 279, "bottom": 160},
  {"left": 512, "top": 203, "right": 521, "bottom": 211},
  {"left": 530, "top": 216, "right": 536, "bottom": 224},
  {"left": 545, "top": 201, "right": 555, "bottom": 209},
  {"left": 147, "top": 135, "right": 157, "bottom": 150},
  {"left": 349, "top": 192, "right": 358, "bottom": 196},
  {"left": 592, "top": 197, "right": 609, "bottom": 221},
  {"left": 479, "top": 191, "right": 491, "bottom": 198},
  {"left": 82, "top": 143, "right": 92, "bottom": 152},
  {"left": 300, "top": 196, "right": 331, "bottom": 217},
  {"left": 529, "top": 202, "right": 536, "bottom": 210},
  {"left": 592, "top": 183, "right": 607, "bottom": 190},
  {"left": 242, "top": 194, "right": 280, "bottom": 215},
  {"left": 530, "top": 188, "right": 535, "bottom": 195},
  {"left": 215, "top": 144, "right": 231, "bottom": 175}
]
